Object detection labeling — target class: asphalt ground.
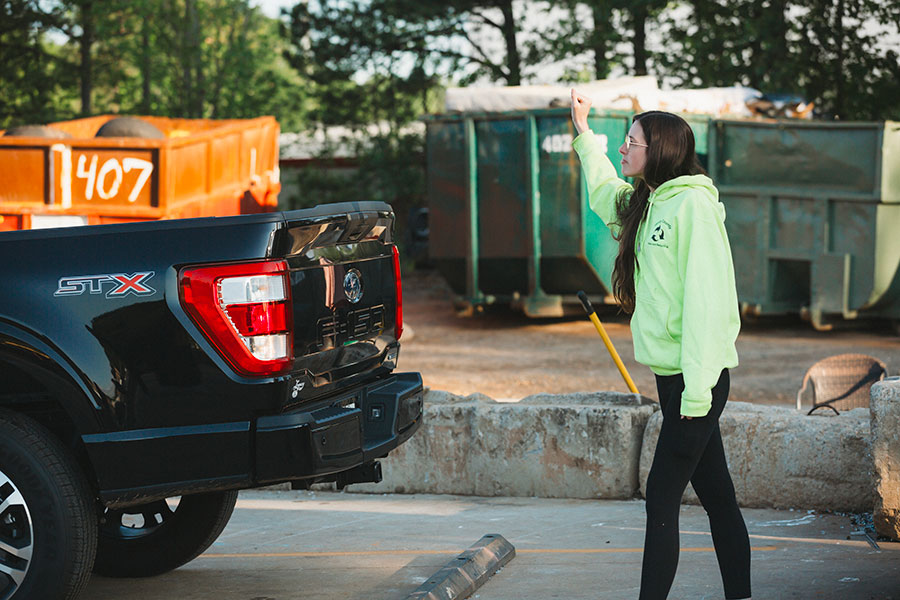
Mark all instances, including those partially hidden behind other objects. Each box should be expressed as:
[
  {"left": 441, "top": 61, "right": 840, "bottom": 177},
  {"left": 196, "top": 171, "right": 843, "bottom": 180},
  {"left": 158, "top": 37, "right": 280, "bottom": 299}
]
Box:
[{"left": 85, "top": 490, "right": 900, "bottom": 600}]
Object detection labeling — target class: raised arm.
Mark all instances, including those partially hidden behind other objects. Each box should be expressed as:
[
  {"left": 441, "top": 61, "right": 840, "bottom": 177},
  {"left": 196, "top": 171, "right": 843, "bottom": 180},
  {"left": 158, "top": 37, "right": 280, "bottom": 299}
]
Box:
[{"left": 570, "top": 89, "right": 631, "bottom": 235}]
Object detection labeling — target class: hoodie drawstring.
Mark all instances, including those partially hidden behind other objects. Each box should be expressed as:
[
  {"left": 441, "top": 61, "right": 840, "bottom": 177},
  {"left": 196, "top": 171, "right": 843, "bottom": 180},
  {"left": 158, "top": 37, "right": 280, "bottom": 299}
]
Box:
[{"left": 638, "top": 198, "right": 654, "bottom": 254}]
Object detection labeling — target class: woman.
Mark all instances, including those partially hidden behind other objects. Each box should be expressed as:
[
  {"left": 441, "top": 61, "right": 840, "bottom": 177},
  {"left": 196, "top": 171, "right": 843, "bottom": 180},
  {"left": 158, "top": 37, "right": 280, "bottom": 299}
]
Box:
[{"left": 570, "top": 88, "right": 751, "bottom": 600}]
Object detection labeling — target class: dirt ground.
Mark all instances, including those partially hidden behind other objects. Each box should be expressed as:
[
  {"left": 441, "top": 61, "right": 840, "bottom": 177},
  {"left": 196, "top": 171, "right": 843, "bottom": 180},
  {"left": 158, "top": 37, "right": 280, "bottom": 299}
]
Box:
[{"left": 399, "top": 269, "right": 900, "bottom": 407}]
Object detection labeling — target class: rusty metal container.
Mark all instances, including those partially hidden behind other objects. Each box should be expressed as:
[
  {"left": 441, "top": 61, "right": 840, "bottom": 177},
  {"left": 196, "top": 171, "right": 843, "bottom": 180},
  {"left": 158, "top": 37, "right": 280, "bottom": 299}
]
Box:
[
  {"left": 426, "top": 108, "right": 632, "bottom": 316},
  {"left": 0, "top": 115, "right": 281, "bottom": 230},
  {"left": 425, "top": 106, "right": 714, "bottom": 317},
  {"left": 710, "top": 118, "right": 900, "bottom": 328}
]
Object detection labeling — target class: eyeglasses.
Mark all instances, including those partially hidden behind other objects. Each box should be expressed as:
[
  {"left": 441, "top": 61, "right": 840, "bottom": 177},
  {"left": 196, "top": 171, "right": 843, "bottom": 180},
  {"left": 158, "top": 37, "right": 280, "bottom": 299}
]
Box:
[{"left": 624, "top": 137, "right": 648, "bottom": 151}]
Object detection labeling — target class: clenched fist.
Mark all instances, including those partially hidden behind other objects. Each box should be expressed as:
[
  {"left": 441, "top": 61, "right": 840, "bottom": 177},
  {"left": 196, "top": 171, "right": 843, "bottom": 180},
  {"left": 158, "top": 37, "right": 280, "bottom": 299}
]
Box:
[{"left": 570, "top": 89, "right": 592, "bottom": 135}]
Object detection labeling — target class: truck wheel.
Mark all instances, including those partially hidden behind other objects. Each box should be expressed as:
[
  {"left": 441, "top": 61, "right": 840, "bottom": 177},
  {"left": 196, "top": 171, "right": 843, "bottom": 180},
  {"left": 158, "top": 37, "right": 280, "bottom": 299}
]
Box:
[
  {"left": 0, "top": 410, "right": 97, "bottom": 600},
  {"left": 93, "top": 490, "right": 238, "bottom": 577}
]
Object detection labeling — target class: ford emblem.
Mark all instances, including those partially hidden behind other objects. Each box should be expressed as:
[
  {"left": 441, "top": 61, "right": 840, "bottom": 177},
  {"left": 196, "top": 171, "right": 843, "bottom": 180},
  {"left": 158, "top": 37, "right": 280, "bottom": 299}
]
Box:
[{"left": 343, "top": 269, "right": 363, "bottom": 303}]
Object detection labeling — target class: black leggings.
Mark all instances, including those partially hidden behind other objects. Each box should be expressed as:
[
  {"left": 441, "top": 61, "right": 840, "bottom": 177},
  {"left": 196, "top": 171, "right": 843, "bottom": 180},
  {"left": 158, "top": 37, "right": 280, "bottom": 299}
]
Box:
[{"left": 639, "top": 369, "right": 751, "bottom": 600}]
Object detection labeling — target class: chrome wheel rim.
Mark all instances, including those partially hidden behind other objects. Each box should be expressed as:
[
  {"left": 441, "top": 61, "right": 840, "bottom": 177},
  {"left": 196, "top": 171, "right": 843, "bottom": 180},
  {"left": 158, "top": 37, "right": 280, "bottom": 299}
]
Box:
[
  {"left": 0, "top": 469, "right": 33, "bottom": 599},
  {"left": 101, "top": 497, "right": 180, "bottom": 541}
]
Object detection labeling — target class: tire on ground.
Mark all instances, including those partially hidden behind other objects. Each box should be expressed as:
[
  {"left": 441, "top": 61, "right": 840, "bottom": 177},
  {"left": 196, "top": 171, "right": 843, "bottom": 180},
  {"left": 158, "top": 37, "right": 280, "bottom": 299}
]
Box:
[
  {"left": 3, "top": 125, "right": 71, "bottom": 138},
  {"left": 93, "top": 490, "right": 238, "bottom": 578},
  {"left": 94, "top": 117, "right": 164, "bottom": 139},
  {"left": 0, "top": 409, "right": 98, "bottom": 600}
]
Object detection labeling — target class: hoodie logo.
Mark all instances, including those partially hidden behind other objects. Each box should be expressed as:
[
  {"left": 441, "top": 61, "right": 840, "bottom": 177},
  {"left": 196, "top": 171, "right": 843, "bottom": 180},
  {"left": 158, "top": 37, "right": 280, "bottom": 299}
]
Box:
[{"left": 648, "top": 220, "right": 672, "bottom": 248}]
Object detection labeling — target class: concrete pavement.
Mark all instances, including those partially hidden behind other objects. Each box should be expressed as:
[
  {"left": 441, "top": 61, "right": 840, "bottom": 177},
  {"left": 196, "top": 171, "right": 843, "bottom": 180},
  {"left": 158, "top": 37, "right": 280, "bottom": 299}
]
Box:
[{"left": 85, "top": 489, "right": 900, "bottom": 600}]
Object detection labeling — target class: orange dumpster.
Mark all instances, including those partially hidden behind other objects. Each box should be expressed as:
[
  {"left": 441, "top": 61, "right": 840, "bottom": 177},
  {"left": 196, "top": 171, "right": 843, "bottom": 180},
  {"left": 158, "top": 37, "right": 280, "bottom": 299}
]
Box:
[{"left": 0, "top": 115, "right": 281, "bottom": 231}]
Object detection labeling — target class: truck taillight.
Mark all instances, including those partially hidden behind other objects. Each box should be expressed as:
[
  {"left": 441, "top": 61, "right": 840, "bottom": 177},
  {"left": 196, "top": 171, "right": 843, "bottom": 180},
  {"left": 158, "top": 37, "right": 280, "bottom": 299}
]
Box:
[
  {"left": 179, "top": 260, "right": 293, "bottom": 377},
  {"left": 392, "top": 245, "right": 403, "bottom": 340}
]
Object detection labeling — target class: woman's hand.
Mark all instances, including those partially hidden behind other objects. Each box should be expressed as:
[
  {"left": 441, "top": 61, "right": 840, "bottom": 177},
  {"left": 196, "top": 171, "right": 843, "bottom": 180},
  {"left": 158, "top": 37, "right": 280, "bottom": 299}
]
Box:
[{"left": 570, "top": 88, "right": 592, "bottom": 135}]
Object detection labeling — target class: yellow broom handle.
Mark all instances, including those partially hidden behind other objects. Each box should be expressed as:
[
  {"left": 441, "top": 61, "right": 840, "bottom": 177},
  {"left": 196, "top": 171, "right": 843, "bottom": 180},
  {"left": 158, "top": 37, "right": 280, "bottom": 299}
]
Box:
[{"left": 578, "top": 291, "right": 639, "bottom": 394}]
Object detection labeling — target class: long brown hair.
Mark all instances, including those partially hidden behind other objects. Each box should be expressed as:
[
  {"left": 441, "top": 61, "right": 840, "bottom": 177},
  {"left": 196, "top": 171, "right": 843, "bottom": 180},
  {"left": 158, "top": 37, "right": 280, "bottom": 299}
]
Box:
[{"left": 611, "top": 111, "right": 707, "bottom": 313}]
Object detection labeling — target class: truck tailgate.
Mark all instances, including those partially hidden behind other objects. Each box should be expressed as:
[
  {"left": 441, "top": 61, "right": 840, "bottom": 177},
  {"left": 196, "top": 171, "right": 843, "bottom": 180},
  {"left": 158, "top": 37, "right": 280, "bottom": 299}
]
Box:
[{"left": 276, "top": 206, "right": 401, "bottom": 402}]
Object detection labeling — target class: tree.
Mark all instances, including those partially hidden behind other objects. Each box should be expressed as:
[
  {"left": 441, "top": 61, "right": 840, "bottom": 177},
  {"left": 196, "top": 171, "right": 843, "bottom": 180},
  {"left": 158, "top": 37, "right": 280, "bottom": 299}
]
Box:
[
  {"left": 455, "top": 0, "right": 525, "bottom": 84},
  {"left": 283, "top": 0, "right": 446, "bottom": 130},
  {"left": 525, "top": 0, "right": 670, "bottom": 83},
  {"left": 0, "top": 0, "right": 75, "bottom": 127},
  {"left": 658, "top": 0, "right": 795, "bottom": 89},
  {"left": 282, "top": 0, "right": 450, "bottom": 253},
  {"left": 659, "top": 0, "right": 900, "bottom": 120},
  {"left": 99, "top": 1, "right": 308, "bottom": 125},
  {"left": 2, "top": 0, "right": 309, "bottom": 127},
  {"left": 76, "top": 0, "right": 94, "bottom": 115},
  {"left": 792, "top": 0, "right": 900, "bottom": 120},
  {"left": 285, "top": 0, "right": 535, "bottom": 95},
  {"left": 625, "top": 0, "right": 670, "bottom": 75}
]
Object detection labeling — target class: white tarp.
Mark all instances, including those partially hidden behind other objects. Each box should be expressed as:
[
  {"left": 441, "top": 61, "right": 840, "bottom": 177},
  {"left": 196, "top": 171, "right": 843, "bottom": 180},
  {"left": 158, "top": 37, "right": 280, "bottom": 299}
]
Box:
[
  {"left": 445, "top": 77, "right": 762, "bottom": 118},
  {"left": 445, "top": 76, "right": 659, "bottom": 113}
]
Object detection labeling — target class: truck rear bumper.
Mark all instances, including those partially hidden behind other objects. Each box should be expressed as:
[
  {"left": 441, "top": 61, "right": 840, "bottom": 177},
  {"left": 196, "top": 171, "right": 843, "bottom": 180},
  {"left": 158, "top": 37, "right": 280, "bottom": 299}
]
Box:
[
  {"left": 254, "top": 372, "right": 423, "bottom": 484},
  {"left": 87, "top": 372, "right": 423, "bottom": 507}
]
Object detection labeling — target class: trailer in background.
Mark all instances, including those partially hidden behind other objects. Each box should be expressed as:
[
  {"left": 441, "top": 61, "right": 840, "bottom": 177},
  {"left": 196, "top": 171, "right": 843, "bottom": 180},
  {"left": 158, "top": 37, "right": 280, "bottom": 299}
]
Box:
[{"left": 0, "top": 115, "right": 281, "bottom": 231}]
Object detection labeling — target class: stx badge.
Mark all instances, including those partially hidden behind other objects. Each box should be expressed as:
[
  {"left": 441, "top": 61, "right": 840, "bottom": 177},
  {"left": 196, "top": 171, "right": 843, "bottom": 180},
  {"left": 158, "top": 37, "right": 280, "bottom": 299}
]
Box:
[{"left": 55, "top": 272, "right": 156, "bottom": 298}]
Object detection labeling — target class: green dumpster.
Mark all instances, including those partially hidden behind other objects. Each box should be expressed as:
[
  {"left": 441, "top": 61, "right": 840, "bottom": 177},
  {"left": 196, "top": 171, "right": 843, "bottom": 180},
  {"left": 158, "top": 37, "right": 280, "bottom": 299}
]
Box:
[
  {"left": 683, "top": 113, "right": 712, "bottom": 170},
  {"left": 427, "top": 108, "right": 633, "bottom": 316},
  {"left": 711, "top": 118, "right": 900, "bottom": 329},
  {"left": 426, "top": 107, "right": 713, "bottom": 316},
  {"left": 427, "top": 104, "right": 900, "bottom": 327}
]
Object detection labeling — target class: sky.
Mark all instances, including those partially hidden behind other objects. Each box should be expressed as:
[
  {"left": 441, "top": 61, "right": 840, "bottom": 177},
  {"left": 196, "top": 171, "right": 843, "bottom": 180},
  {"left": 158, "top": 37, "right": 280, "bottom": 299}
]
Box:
[{"left": 255, "top": 0, "right": 294, "bottom": 18}]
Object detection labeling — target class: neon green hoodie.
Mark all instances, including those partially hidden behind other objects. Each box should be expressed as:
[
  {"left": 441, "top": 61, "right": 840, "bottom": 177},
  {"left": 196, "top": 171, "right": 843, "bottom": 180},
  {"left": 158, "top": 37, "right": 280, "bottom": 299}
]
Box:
[{"left": 573, "top": 129, "right": 740, "bottom": 417}]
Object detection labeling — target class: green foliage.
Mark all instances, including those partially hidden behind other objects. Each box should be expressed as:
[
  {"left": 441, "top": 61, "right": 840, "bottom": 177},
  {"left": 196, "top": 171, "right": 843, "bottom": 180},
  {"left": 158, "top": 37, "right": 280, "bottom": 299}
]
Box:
[
  {"left": 527, "top": 0, "right": 674, "bottom": 80},
  {"left": 1, "top": 0, "right": 309, "bottom": 128},
  {"left": 3, "top": 0, "right": 898, "bottom": 272},
  {"left": 526, "top": 1, "right": 623, "bottom": 81},
  {"left": 276, "top": 0, "right": 899, "bottom": 262},
  {"left": 95, "top": 0, "right": 309, "bottom": 126},
  {"left": 279, "top": 0, "right": 446, "bottom": 243},
  {"left": 6, "top": 0, "right": 898, "bottom": 127},
  {"left": 791, "top": 0, "right": 900, "bottom": 120},
  {"left": 284, "top": 0, "right": 533, "bottom": 93},
  {"left": 658, "top": 0, "right": 900, "bottom": 120},
  {"left": 0, "top": 1, "right": 77, "bottom": 127},
  {"left": 284, "top": 132, "right": 425, "bottom": 210},
  {"left": 281, "top": 130, "right": 426, "bottom": 260}
]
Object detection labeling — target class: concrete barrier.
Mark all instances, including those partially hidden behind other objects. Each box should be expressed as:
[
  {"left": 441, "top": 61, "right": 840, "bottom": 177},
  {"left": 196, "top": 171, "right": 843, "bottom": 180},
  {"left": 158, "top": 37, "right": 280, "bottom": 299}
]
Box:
[
  {"left": 349, "top": 390, "right": 658, "bottom": 499},
  {"left": 338, "top": 389, "right": 882, "bottom": 513},
  {"left": 638, "top": 401, "right": 873, "bottom": 511},
  {"left": 871, "top": 377, "right": 900, "bottom": 540}
]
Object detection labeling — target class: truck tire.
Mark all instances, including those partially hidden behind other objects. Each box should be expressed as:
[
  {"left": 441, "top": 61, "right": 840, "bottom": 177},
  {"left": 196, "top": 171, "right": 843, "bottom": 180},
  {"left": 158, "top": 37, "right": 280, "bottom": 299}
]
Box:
[
  {"left": 94, "top": 117, "right": 164, "bottom": 139},
  {"left": 0, "top": 409, "right": 97, "bottom": 600},
  {"left": 93, "top": 490, "right": 238, "bottom": 577}
]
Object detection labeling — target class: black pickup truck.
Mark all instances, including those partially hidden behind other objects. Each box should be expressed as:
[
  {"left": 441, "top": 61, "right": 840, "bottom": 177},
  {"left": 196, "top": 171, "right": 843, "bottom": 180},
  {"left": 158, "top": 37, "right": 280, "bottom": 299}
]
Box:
[{"left": 0, "top": 201, "right": 423, "bottom": 599}]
